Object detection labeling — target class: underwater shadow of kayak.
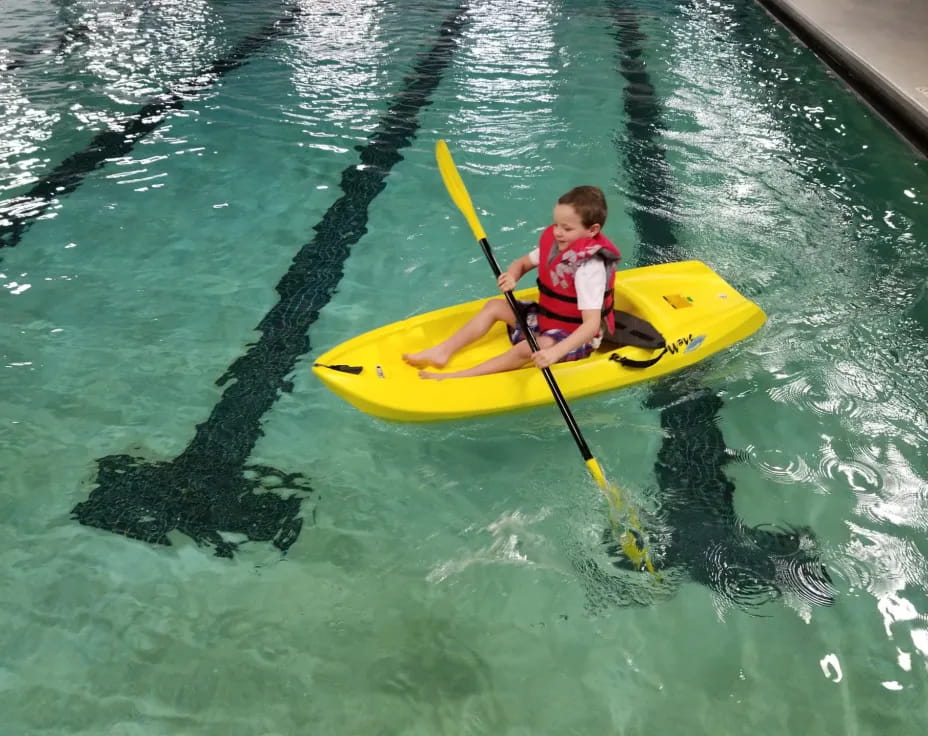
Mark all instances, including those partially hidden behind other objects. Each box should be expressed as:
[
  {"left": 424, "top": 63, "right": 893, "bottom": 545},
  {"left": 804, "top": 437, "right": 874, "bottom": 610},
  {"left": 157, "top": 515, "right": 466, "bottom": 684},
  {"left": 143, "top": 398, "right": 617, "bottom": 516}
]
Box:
[
  {"left": 574, "top": 378, "right": 835, "bottom": 613},
  {"left": 571, "top": 2, "right": 834, "bottom": 613}
]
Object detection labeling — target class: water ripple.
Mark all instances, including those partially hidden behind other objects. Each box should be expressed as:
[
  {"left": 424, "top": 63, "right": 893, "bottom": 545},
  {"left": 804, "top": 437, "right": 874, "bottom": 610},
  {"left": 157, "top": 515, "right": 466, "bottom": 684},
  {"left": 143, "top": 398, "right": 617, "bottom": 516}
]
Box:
[
  {"left": 818, "top": 453, "right": 884, "bottom": 496},
  {"left": 704, "top": 542, "right": 781, "bottom": 608},
  {"left": 774, "top": 553, "right": 837, "bottom": 607},
  {"left": 748, "top": 446, "right": 817, "bottom": 485},
  {"left": 836, "top": 522, "right": 928, "bottom": 600},
  {"left": 767, "top": 372, "right": 861, "bottom": 418}
]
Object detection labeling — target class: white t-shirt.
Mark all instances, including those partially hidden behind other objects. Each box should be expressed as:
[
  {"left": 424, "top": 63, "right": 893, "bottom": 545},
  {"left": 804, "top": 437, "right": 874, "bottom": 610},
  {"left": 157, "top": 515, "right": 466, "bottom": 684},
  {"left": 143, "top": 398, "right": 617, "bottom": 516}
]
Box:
[{"left": 528, "top": 248, "right": 607, "bottom": 311}]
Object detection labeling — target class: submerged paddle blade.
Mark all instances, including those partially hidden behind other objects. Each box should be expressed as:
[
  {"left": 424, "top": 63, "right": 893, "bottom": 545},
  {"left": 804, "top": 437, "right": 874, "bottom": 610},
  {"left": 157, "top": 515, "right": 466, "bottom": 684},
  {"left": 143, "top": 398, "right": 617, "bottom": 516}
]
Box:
[
  {"left": 586, "top": 458, "right": 658, "bottom": 575},
  {"left": 435, "top": 140, "right": 487, "bottom": 242}
]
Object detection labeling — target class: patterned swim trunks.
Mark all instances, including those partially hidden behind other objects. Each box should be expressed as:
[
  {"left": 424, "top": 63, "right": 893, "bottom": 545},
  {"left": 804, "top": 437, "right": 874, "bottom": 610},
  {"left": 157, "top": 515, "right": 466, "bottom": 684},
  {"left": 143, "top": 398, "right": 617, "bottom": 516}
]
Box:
[{"left": 506, "top": 301, "right": 596, "bottom": 362}]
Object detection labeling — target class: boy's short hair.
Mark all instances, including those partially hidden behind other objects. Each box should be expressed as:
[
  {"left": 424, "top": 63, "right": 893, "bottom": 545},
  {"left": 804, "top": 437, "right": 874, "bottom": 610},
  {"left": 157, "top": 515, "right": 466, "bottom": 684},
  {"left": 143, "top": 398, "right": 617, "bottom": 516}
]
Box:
[{"left": 558, "top": 186, "right": 607, "bottom": 228}]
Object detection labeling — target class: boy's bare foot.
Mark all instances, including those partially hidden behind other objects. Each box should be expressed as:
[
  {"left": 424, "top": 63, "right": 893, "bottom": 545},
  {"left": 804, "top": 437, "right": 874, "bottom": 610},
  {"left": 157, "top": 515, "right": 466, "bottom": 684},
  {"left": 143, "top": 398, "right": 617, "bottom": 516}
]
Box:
[
  {"left": 418, "top": 370, "right": 447, "bottom": 380},
  {"left": 403, "top": 346, "right": 450, "bottom": 368}
]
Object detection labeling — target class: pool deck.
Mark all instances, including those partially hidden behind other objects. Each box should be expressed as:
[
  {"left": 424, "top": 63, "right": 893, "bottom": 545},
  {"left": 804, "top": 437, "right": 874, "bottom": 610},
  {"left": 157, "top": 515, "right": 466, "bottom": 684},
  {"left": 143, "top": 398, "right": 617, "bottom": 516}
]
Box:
[{"left": 755, "top": 0, "right": 928, "bottom": 156}]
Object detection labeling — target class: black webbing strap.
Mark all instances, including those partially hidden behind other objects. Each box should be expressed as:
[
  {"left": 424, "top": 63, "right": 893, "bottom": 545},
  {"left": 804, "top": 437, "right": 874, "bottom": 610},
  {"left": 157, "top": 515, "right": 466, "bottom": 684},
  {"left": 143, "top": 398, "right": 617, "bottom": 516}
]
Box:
[
  {"left": 603, "top": 309, "right": 667, "bottom": 369},
  {"left": 609, "top": 348, "right": 668, "bottom": 369},
  {"left": 314, "top": 363, "right": 363, "bottom": 374}
]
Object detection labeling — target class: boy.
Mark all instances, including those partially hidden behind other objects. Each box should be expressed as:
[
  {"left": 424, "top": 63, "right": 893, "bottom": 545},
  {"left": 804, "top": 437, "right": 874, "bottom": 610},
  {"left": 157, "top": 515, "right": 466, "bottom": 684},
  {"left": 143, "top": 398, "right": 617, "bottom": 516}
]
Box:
[{"left": 404, "top": 185, "right": 620, "bottom": 380}]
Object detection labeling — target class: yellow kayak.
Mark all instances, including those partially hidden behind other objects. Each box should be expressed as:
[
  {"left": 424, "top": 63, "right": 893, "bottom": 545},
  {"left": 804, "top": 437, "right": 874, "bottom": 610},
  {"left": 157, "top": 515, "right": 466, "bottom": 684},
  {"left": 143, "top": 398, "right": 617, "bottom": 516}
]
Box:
[{"left": 312, "top": 260, "right": 766, "bottom": 422}]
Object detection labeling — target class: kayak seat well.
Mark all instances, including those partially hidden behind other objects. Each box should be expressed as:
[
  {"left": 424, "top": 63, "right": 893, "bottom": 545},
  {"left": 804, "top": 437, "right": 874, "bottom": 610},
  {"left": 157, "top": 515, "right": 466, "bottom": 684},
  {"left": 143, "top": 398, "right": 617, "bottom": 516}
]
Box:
[
  {"left": 601, "top": 285, "right": 666, "bottom": 350},
  {"left": 601, "top": 310, "right": 666, "bottom": 350}
]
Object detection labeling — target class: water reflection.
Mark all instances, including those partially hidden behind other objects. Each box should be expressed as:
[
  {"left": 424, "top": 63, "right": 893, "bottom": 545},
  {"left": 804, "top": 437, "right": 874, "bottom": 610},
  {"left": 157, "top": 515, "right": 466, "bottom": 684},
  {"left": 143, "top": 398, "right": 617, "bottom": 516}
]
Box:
[
  {"left": 610, "top": 5, "right": 928, "bottom": 702},
  {"left": 1, "top": 0, "right": 226, "bottom": 192},
  {"left": 444, "top": 0, "right": 563, "bottom": 174},
  {"left": 284, "top": 0, "right": 388, "bottom": 146},
  {"left": 0, "top": 1, "right": 299, "bottom": 248}
]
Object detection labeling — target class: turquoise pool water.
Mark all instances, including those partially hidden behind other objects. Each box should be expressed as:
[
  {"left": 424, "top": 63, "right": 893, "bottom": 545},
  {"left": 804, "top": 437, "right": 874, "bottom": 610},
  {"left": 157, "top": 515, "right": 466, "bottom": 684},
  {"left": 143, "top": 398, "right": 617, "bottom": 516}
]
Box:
[{"left": 2, "top": 0, "right": 927, "bottom": 732}]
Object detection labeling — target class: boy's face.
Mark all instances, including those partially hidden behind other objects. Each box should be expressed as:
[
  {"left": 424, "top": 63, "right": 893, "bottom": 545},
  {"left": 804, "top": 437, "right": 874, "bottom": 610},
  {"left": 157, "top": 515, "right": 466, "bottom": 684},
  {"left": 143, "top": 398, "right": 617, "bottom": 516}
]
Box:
[{"left": 552, "top": 203, "right": 600, "bottom": 250}]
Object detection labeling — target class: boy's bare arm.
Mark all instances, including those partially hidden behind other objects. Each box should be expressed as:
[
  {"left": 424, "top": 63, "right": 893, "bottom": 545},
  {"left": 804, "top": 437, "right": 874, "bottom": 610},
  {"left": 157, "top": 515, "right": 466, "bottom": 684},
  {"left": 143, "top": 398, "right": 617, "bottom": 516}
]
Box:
[
  {"left": 497, "top": 254, "right": 536, "bottom": 292},
  {"left": 532, "top": 309, "right": 601, "bottom": 368}
]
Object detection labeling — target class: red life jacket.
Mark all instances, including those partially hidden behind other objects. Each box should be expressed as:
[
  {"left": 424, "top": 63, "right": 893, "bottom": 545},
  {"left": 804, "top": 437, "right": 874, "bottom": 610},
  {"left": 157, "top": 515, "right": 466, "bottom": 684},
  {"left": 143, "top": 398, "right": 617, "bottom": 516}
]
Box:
[{"left": 535, "top": 224, "right": 621, "bottom": 334}]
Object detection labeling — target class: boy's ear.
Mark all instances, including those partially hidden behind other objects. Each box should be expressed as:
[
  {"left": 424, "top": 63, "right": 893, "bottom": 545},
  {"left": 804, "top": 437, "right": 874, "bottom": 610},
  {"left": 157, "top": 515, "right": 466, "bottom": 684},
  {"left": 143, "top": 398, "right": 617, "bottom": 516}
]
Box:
[{"left": 589, "top": 223, "right": 602, "bottom": 236}]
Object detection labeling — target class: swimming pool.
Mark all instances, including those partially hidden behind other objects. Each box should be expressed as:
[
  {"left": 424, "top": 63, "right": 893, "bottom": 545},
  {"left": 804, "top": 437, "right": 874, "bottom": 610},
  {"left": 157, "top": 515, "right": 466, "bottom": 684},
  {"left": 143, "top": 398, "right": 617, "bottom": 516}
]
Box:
[{"left": 2, "top": 0, "right": 926, "bottom": 732}]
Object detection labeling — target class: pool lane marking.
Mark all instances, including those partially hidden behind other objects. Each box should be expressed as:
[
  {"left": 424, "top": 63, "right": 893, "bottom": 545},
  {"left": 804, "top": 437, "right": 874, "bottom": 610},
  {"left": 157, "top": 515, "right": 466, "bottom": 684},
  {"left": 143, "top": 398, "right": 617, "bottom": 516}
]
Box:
[
  {"left": 0, "top": 4, "right": 304, "bottom": 251},
  {"left": 2, "top": 23, "right": 92, "bottom": 72},
  {"left": 71, "top": 3, "right": 471, "bottom": 557},
  {"left": 605, "top": 2, "right": 833, "bottom": 606},
  {"left": 0, "top": 0, "right": 153, "bottom": 71}
]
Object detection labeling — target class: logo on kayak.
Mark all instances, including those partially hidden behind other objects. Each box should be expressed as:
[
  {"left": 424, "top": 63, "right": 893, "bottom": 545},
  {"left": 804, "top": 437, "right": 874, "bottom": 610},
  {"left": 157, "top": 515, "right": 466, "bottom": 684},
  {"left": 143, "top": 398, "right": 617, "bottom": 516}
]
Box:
[
  {"left": 665, "top": 333, "right": 706, "bottom": 355},
  {"left": 666, "top": 334, "right": 691, "bottom": 354},
  {"left": 684, "top": 334, "right": 706, "bottom": 353}
]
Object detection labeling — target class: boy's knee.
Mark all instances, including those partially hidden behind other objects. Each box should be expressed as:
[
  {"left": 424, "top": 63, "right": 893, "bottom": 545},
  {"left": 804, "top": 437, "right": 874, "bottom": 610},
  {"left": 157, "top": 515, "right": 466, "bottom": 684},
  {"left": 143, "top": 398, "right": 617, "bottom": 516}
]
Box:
[
  {"left": 512, "top": 340, "right": 532, "bottom": 358},
  {"left": 537, "top": 335, "right": 557, "bottom": 348},
  {"left": 482, "top": 298, "right": 508, "bottom": 317}
]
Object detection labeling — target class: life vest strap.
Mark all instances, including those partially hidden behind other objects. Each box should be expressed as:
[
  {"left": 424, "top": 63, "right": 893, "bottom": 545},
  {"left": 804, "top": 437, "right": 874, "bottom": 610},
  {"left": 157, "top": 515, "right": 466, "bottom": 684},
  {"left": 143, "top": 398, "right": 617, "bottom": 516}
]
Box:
[
  {"left": 537, "top": 280, "right": 614, "bottom": 305},
  {"left": 536, "top": 279, "right": 576, "bottom": 303},
  {"left": 537, "top": 303, "right": 583, "bottom": 324}
]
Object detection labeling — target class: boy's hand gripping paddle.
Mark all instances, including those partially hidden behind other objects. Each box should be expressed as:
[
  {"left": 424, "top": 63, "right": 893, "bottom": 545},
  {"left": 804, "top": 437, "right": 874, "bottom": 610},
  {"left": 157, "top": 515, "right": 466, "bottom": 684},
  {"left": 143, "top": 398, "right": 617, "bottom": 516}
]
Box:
[{"left": 435, "top": 139, "right": 657, "bottom": 575}]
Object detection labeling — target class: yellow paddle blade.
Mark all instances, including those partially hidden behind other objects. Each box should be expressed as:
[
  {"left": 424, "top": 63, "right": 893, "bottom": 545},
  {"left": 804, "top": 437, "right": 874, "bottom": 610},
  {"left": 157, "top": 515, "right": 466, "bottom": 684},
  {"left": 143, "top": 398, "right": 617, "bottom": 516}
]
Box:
[
  {"left": 435, "top": 140, "right": 487, "bottom": 242},
  {"left": 585, "top": 458, "right": 658, "bottom": 576}
]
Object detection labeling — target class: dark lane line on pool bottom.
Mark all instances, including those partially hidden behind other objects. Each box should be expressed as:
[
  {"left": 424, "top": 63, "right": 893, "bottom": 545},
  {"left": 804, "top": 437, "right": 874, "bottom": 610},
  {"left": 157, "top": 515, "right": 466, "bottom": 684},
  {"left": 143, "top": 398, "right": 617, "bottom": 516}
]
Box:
[
  {"left": 70, "top": 3, "right": 472, "bottom": 557},
  {"left": 577, "top": 2, "right": 834, "bottom": 610},
  {"left": 0, "top": 3, "right": 305, "bottom": 253},
  {"left": 2, "top": 22, "right": 92, "bottom": 73},
  {"left": 1, "top": 0, "right": 159, "bottom": 72}
]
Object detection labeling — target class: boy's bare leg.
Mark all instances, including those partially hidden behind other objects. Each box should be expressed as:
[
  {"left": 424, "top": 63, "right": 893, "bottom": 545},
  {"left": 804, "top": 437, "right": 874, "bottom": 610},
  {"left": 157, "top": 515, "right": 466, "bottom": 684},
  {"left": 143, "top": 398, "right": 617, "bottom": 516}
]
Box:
[
  {"left": 419, "top": 335, "right": 557, "bottom": 380},
  {"left": 403, "top": 299, "right": 516, "bottom": 368}
]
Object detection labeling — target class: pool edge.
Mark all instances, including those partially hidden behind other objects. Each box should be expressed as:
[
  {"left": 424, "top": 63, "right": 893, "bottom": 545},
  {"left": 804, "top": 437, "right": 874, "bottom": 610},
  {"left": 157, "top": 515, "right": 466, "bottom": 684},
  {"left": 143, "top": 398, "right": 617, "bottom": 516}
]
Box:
[{"left": 754, "top": 0, "right": 928, "bottom": 158}]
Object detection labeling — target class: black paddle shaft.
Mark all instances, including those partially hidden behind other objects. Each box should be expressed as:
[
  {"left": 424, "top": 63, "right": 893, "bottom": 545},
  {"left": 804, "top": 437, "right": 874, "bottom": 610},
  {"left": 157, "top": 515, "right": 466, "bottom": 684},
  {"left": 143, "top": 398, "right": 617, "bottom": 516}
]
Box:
[{"left": 478, "top": 237, "right": 595, "bottom": 462}]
